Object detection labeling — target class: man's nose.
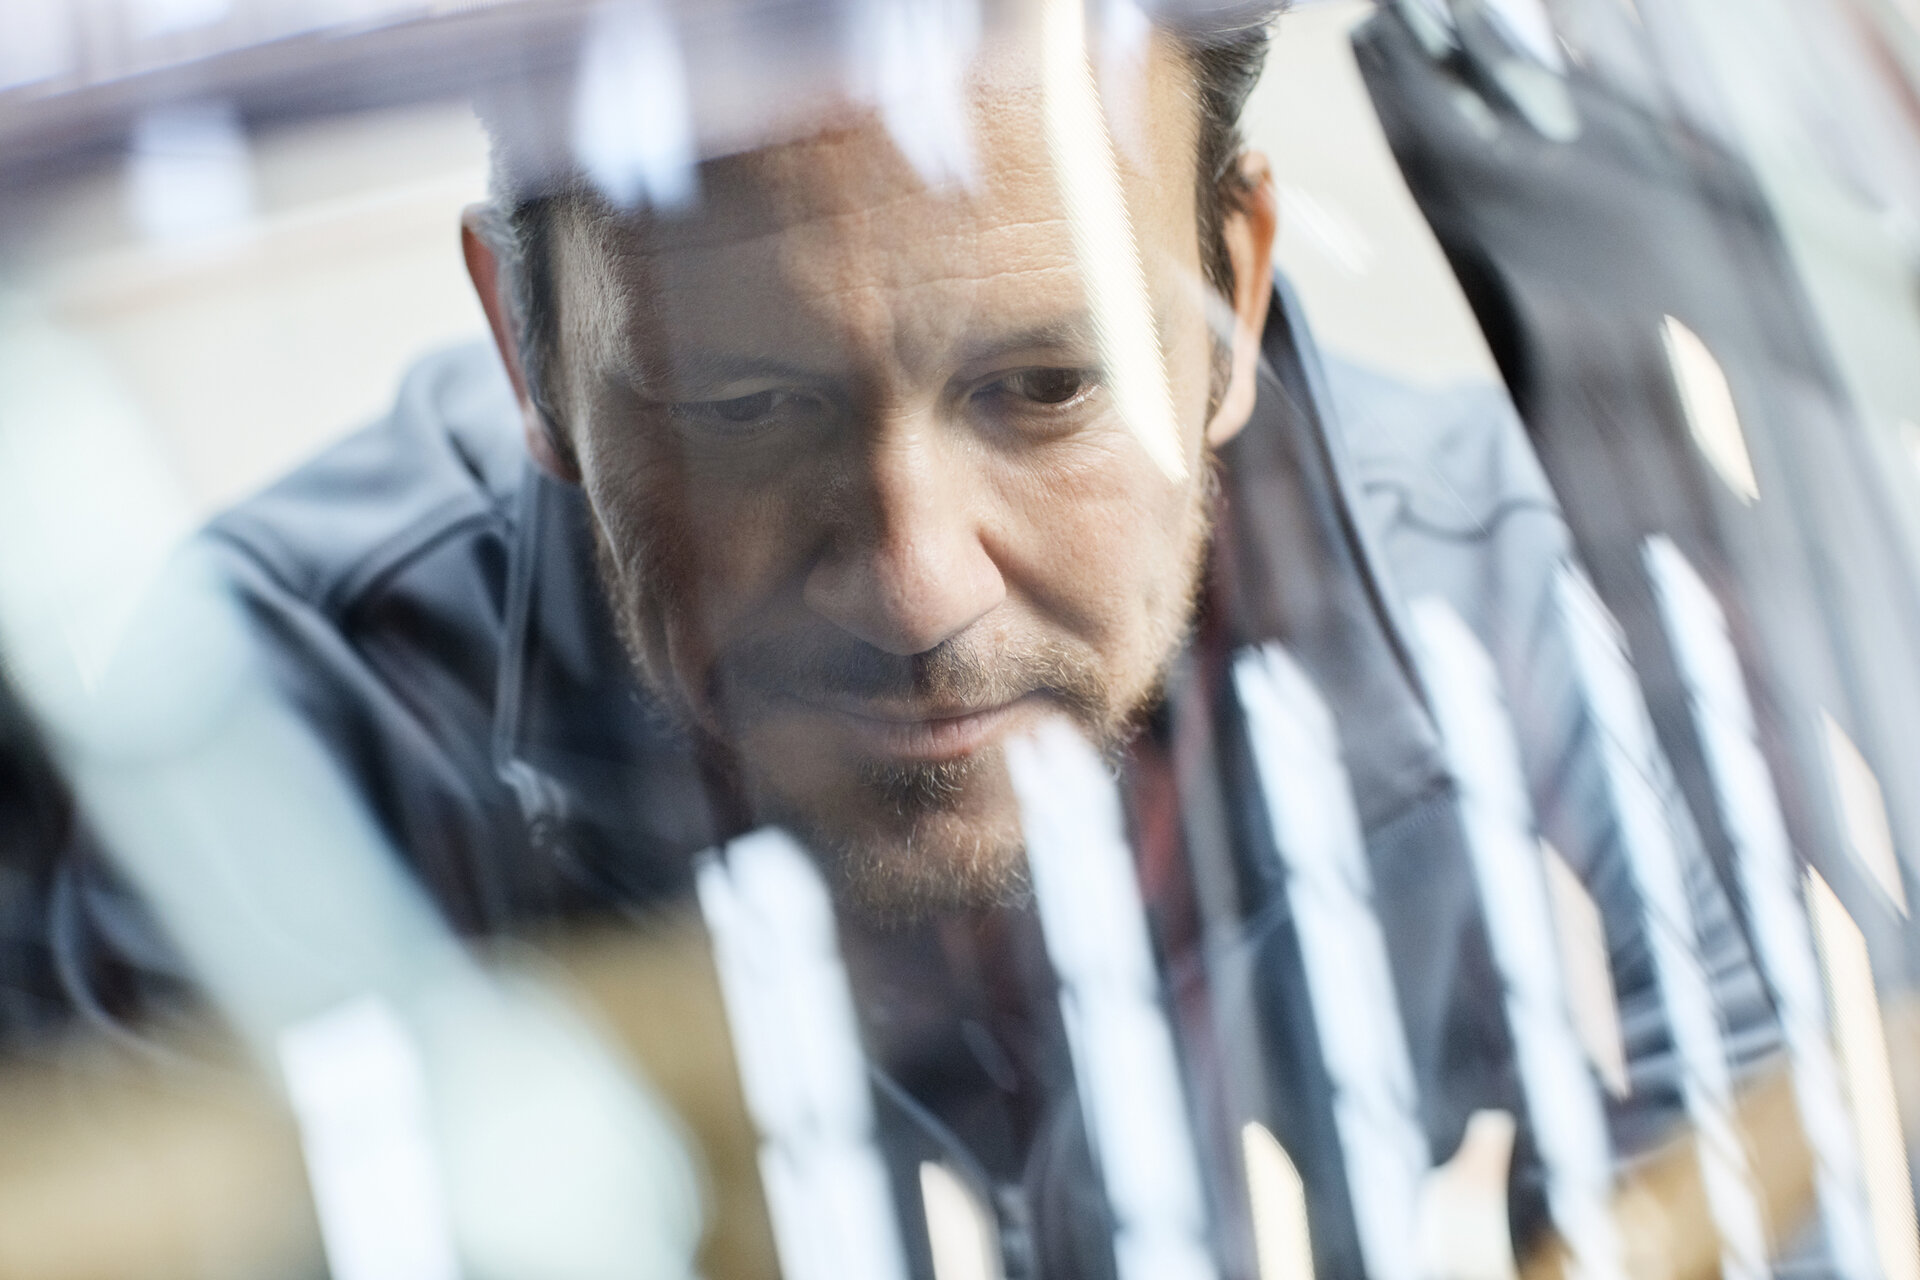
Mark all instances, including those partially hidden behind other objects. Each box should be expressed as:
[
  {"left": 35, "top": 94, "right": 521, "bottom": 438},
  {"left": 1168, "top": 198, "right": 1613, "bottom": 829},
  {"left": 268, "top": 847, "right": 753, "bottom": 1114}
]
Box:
[{"left": 803, "top": 424, "right": 1006, "bottom": 656}]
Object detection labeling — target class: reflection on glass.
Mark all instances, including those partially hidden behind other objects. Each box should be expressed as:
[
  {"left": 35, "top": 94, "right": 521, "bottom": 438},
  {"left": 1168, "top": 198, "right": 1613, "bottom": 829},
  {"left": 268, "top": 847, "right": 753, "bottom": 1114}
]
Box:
[
  {"left": 1553, "top": 564, "right": 1768, "bottom": 1280},
  {"left": 1414, "top": 1109, "right": 1517, "bottom": 1280},
  {"left": 698, "top": 829, "right": 907, "bottom": 1280},
  {"left": 1233, "top": 642, "right": 1427, "bottom": 1280},
  {"left": 1242, "top": 1120, "right": 1314, "bottom": 1280},
  {"left": 1409, "top": 596, "right": 1624, "bottom": 1280},
  {"left": 1039, "top": 0, "right": 1186, "bottom": 483},
  {"left": 1009, "top": 720, "right": 1214, "bottom": 1280},
  {"left": 571, "top": 1, "right": 698, "bottom": 211},
  {"left": 1821, "top": 712, "right": 1910, "bottom": 918},
  {"left": 1807, "top": 867, "right": 1920, "bottom": 1280},
  {"left": 919, "top": 1160, "right": 1002, "bottom": 1280},
  {"left": 1541, "top": 841, "right": 1629, "bottom": 1101},
  {"left": 7, "top": 2, "right": 1920, "bottom": 1278},
  {"left": 1645, "top": 535, "right": 1880, "bottom": 1280},
  {"left": 126, "top": 100, "right": 256, "bottom": 247},
  {"left": 859, "top": 0, "right": 981, "bottom": 189},
  {"left": 279, "top": 996, "right": 459, "bottom": 1280},
  {"left": 1660, "top": 315, "right": 1760, "bottom": 506}
]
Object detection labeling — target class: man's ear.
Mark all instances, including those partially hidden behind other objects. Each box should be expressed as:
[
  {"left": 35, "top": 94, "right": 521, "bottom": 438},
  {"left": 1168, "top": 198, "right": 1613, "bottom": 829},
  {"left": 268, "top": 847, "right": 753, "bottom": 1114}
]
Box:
[
  {"left": 460, "top": 205, "right": 581, "bottom": 483},
  {"left": 1203, "top": 152, "right": 1278, "bottom": 449}
]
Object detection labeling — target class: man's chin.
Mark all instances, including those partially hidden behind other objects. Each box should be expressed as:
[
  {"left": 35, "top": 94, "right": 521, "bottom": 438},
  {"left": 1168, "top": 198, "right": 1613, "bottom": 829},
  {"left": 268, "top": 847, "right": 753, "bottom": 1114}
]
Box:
[
  {"left": 814, "top": 817, "right": 1033, "bottom": 925},
  {"left": 747, "top": 760, "right": 1033, "bottom": 925}
]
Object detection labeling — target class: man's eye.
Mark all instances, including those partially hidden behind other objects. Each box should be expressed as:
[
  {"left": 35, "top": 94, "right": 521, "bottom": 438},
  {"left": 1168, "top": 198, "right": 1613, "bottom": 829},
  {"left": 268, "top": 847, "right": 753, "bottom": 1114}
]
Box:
[
  {"left": 1001, "top": 368, "right": 1092, "bottom": 406},
  {"left": 670, "top": 389, "right": 828, "bottom": 435},
  {"left": 711, "top": 390, "right": 777, "bottom": 422}
]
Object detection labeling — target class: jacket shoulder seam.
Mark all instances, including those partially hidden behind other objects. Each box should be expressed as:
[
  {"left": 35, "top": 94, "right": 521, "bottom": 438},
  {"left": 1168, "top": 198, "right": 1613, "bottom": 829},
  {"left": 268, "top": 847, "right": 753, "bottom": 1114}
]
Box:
[{"left": 206, "top": 495, "right": 510, "bottom": 623}]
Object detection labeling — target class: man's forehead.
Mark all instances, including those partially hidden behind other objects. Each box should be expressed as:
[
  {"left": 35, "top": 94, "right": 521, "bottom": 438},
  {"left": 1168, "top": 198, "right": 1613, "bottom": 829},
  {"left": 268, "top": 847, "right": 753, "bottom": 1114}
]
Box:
[
  {"left": 567, "top": 206, "right": 1100, "bottom": 391},
  {"left": 544, "top": 30, "right": 1210, "bottom": 390}
]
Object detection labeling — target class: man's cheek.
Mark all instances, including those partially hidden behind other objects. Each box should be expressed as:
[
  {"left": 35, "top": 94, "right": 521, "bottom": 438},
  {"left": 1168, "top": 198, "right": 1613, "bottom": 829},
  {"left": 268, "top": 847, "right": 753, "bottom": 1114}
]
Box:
[
  {"left": 661, "top": 485, "right": 829, "bottom": 716},
  {"left": 1038, "top": 489, "right": 1189, "bottom": 620},
  {"left": 582, "top": 455, "right": 719, "bottom": 716},
  {"left": 737, "top": 714, "right": 845, "bottom": 794}
]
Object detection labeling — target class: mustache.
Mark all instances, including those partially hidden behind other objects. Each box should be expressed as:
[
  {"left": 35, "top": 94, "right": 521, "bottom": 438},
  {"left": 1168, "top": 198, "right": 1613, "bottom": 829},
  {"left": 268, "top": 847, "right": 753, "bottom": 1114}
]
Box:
[{"left": 708, "top": 631, "right": 1111, "bottom": 726}]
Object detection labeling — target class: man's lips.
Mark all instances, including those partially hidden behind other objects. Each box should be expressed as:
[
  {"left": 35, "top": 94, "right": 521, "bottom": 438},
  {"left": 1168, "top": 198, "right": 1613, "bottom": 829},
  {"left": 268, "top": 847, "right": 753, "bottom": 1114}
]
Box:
[{"left": 783, "top": 691, "right": 1046, "bottom": 762}]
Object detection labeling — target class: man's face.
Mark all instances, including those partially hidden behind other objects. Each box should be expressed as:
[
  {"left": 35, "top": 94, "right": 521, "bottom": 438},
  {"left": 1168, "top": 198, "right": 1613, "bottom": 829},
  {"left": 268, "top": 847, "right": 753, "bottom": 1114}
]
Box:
[{"left": 518, "top": 36, "right": 1264, "bottom": 918}]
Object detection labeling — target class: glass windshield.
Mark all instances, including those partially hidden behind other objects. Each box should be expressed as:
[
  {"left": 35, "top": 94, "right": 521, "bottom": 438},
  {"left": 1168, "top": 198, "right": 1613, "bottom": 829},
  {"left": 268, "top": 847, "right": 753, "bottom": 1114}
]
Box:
[{"left": 4, "top": 3, "right": 1920, "bottom": 1279}]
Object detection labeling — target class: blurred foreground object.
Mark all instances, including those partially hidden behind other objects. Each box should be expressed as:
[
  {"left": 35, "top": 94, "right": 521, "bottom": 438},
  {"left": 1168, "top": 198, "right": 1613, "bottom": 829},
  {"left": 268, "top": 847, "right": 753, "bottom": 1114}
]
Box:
[
  {"left": 0, "top": 915, "right": 778, "bottom": 1280},
  {"left": 0, "top": 299, "right": 706, "bottom": 1280}
]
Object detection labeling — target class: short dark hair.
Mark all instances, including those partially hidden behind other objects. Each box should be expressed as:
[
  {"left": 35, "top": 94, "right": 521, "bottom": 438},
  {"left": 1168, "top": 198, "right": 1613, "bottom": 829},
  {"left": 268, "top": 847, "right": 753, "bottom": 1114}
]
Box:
[
  {"left": 477, "top": 9, "right": 1279, "bottom": 449},
  {"left": 1183, "top": 10, "right": 1280, "bottom": 297}
]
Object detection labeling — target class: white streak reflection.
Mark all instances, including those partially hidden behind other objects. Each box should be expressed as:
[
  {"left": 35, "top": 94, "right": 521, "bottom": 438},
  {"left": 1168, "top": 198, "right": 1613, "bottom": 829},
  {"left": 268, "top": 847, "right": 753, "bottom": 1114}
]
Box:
[
  {"left": 0, "top": 0, "right": 75, "bottom": 90},
  {"left": 1806, "top": 869, "right": 1920, "bottom": 1280},
  {"left": 571, "top": 1, "right": 698, "bottom": 211},
  {"left": 1644, "top": 535, "right": 1878, "bottom": 1280},
  {"left": 1242, "top": 1121, "right": 1315, "bottom": 1280},
  {"left": 1039, "top": 0, "right": 1187, "bottom": 483},
  {"left": 1007, "top": 720, "right": 1217, "bottom": 1280},
  {"left": 0, "top": 302, "right": 703, "bottom": 1280},
  {"left": 857, "top": 0, "right": 979, "bottom": 189},
  {"left": 126, "top": 101, "right": 257, "bottom": 248},
  {"left": 1899, "top": 419, "right": 1920, "bottom": 483},
  {"left": 1661, "top": 316, "right": 1760, "bottom": 505},
  {"left": 1232, "top": 643, "right": 1428, "bottom": 1280},
  {"left": 697, "top": 829, "right": 908, "bottom": 1280},
  {"left": 1554, "top": 565, "right": 1767, "bottom": 1280},
  {"left": 1414, "top": 1109, "right": 1519, "bottom": 1280},
  {"left": 1398, "top": 0, "right": 1461, "bottom": 54},
  {"left": 920, "top": 1162, "right": 1003, "bottom": 1280},
  {"left": 129, "top": 0, "right": 232, "bottom": 38},
  {"left": 1096, "top": 0, "right": 1153, "bottom": 170},
  {"left": 1483, "top": 0, "right": 1567, "bottom": 72},
  {"left": 1277, "top": 185, "right": 1374, "bottom": 278},
  {"left": 1541, "top": 841, "right": 1630, "bottom": 1100},
  {"left": 1820, "top": 713, "right": 1909, "bottom": 917},
  {"left": 1409, "top": 596, "right": 1624, "bottom": 1280},
  {"left": 280, "top": 997, "right": 459, "bottom": 1280}
]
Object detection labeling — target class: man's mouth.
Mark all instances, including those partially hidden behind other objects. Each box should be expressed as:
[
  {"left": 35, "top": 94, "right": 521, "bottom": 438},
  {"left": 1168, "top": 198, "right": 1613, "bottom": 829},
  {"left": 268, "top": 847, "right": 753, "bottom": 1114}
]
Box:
[{"left": 786, "top": 691, "right": 1048, "bottom": 762}]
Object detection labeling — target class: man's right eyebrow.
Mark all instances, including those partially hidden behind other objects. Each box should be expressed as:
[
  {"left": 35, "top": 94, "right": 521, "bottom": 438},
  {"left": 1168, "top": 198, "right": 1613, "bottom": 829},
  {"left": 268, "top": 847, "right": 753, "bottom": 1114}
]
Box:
[{"left": 602, "top": 350, "right": 834, "bottom": 399}]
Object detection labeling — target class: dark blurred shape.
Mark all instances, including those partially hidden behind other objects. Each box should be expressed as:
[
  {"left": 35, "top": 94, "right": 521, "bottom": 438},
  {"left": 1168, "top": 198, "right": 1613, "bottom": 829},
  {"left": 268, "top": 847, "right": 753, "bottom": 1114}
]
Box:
[
  {"left": 1360, "top": 2, "right": 1920, "bottom": 1273},
  {"left": 0, "top": 664, "right": 74, "bottom": 1048}
]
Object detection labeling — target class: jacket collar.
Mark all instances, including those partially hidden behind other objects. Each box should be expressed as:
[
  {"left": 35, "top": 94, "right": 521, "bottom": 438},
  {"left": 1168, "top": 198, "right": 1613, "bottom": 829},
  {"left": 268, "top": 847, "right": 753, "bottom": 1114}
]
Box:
[{"left": 1217, "top": 273, "right": 1444, "bottom": 828}]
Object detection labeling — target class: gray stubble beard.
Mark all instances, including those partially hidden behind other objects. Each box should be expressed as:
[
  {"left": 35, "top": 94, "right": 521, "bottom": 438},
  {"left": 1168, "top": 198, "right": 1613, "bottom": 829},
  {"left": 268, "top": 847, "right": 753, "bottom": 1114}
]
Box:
[{"left": 585, "top": 448, "right": 1222, "bottom": 927}]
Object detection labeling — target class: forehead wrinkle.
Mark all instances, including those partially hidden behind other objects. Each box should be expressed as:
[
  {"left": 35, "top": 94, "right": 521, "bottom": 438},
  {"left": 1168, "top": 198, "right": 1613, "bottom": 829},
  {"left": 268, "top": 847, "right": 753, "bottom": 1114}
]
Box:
[
  {"left": 589, "top": 239, "right": 1180, "bottom": 401},
  {"left": 584, "top": 209, "right": 1088, "bottom": 390},
  {"left": 651, "top": 149, "right": 1042, "bottom": 254},
  {"left": 781, "top": 262, "right": 1098, "bottom": 391},
  {"left": 612, "top": 187, "right": 1073, "bottom": 277},
  {"left": 766, "top": 202, "right": 1080, "bottom": 369}
]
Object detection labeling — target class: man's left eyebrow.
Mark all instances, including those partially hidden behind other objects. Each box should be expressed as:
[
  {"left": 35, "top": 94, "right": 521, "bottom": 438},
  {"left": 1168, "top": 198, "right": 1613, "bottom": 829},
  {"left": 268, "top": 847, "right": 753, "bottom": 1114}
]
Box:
[
  {"left": 953, "top": 303, "right": 1179, "bottom": 371},
  {"left": 952, "top": 318, "right": 1103, "bottom": 368}
]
